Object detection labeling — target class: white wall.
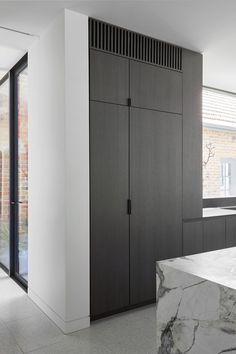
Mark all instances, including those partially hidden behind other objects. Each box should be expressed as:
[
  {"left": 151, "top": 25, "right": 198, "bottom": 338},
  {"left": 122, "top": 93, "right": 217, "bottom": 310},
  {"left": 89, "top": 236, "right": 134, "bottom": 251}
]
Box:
[
  {"left": 28, "top": 9, "right": 89, "bottom": 333},
  {"left": 64, "top": 11, "right": 89, "bottom": 323}
]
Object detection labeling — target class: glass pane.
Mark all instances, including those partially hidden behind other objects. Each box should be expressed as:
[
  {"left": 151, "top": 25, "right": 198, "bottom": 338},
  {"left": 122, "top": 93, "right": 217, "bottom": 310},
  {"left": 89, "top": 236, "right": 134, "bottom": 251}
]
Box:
[
  {"left": 0, "top": 79, "right": 10, "bottom": 269},
  {"left": 17, "top": 68, "right": 28, "bottom": 280},
  {"left": 0, "top": 71, "right": 7, "bottom": 81},
  {"left": 203, "top": 87, "right": 236, "bottom": 198}
]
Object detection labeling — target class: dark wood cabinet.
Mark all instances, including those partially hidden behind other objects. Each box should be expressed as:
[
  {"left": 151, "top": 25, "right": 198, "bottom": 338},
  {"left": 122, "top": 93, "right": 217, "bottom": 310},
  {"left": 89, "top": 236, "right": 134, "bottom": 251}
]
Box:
[
  {"left": 130, "top": 107, "right": 182, "bottom": 305},
  {"left": 203, "top": 217, "right": 226, "bottom": 252},
  {"left": 89, "top": 30, "right": 202, "bottom": 318},
  {"left": 182, "top": 50, "right": 203, "bottom": 219},
  {"left": 90, "top": 101, "right": 129, "bottom": 317},
  {"left": 90, "top": 49, "right": 129, "bottom": 105},
  {"left": 226, "top": 215, "right": 236, "bottom": 247},
  {"left": 183, "top": 220, "right": 203, "bottom": 256},
  {"left": 130, "top": 60, "right": 182, "bottom": 113}
]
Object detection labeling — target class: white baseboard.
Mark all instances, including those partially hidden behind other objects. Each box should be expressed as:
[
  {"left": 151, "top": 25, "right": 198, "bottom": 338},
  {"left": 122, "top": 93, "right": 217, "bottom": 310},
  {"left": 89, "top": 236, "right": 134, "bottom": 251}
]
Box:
[{"left": 28, "top": 289, "right": 90, "bottom": 334}]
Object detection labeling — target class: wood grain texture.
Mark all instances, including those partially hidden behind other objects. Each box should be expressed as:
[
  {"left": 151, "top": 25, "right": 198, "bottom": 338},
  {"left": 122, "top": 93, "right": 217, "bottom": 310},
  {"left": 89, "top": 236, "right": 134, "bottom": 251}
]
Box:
[
  {"left": 130, "top": 60, "right": 182, "bottom": 113},
  {"left": 226, "top": 215, "right": 236, "bottom": 248},
  {"left": 130, "top": 107, "right": 182, "bottom": 305},
  {"left": 90, "top": 101, "right": 129, "bottom": 317},
  {"left": 90, "top": 49, "right": 129, "bottom": 105},
  {"left": 182, "top": 50, "right": 203, "bottom": 219},
  {"left": 203, "top": 217, "right": 226, "bottom": 252},
  {"left": 183, "top": 220, "right": 203, "bottom": 256}
]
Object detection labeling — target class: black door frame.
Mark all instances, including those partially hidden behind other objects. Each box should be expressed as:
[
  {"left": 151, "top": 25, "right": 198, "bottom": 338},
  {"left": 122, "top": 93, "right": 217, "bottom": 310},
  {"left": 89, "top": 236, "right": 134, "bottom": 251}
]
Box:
[
  {"left": 10, "top": 53, "right": 28, "bottom": 290},
  {"left": 0, "top": 73, "right": 10, "bottom": 275},
  {"left": 0, "top": 53, "right": 28, "bottom": 291}
]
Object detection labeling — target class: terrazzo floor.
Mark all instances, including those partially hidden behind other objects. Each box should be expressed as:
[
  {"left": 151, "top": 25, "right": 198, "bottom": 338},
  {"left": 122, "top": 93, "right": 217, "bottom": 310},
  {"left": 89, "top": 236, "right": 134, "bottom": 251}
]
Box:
[{"left": 0, "top": 268, "right": 156, "bottom": 354}]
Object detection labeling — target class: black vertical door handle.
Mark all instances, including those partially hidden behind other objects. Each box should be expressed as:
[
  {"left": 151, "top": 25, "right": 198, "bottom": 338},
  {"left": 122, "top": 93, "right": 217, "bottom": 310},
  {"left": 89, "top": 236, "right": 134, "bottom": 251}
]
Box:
[{"left": 127, "top": 199, "right": 132, "bottom": 215}]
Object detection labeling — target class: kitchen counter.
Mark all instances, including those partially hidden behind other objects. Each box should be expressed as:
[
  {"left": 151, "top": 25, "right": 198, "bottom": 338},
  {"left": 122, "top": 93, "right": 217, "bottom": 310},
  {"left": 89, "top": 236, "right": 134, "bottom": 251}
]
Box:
[
  {"left": 156, "top": 248, "right": 236, "bottom": 353},
  {"left": 203, "top": 206, "right": 236, "bottom": 218}
]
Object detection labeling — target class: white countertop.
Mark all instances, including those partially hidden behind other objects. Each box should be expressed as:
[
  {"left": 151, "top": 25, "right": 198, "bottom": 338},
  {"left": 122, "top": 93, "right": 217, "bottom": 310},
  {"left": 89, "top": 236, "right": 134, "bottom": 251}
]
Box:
[
  {"left": 159, "top": 247, "right": 236, "bottom": 290},
  {"left": 203, "top": 207, "right": 236, "bottom": 218}
]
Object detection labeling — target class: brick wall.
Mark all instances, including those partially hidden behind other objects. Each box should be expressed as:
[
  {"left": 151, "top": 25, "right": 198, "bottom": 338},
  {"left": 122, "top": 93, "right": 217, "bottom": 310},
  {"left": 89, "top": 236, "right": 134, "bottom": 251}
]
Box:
[
  {"left": 0, "top": 111, "right": 10, "bottom": 225},
  {"left": 18, "top": 71, "right": 28, "bottom": 249},
  {"left": 0, "top": 72, "right": 28, "bottom": 256},
  {"left": 203, "top": 126, "right": 236, "bottom": 197},
  {"left": 0, "top": 89, "right": 10, "bottom": 264}
]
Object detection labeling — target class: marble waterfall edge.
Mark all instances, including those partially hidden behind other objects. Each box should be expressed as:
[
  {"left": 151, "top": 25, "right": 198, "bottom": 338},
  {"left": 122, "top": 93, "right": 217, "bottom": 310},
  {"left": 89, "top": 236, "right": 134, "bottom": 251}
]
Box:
[{"left": 156, "top": 259, "right": 236, "bottom": 354}]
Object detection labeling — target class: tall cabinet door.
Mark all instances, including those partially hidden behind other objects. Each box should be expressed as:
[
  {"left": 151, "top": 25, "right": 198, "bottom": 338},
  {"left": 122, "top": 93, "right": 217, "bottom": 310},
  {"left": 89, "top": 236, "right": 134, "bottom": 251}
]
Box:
[
  {"left": 90, "top": 101, "right": 129, "bottom": 317},
  {"left": 90, "top": 49, "right": 129, "bottom": 105},
  {"left": 130, "top": 107, "right": 182, "bottom": 305},
  {"left": 130, "top": 60, "right": 182, "bottom": 114}
]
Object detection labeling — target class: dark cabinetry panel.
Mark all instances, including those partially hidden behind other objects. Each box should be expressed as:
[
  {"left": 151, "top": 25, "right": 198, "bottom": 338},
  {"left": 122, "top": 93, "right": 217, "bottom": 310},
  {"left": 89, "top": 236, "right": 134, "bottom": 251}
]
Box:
[
  {"left": 226, "top": 215, "right": 236, "bottom": 248},
  {"left": 90, "top": 49, "right": 129, "bottom": 105},
  {"left": 203, "top": 217, "right": 226, "bottom": 252},
  {"left": 130, "top": 60, "right": 182, "bottom": 113},
  {"left": 182, "top": 50, "right": 202, "bottom": 219},
  {"left": 90, "top": 101, "right": 129, "bottom": 317},
  {"left": 130, "top": 107, "right": 182, "bottom": 305},
  {"left": 89, "top": 38, "right": 202, "bottom": 317},
  {"left": 183, "top": 220, "right": 203, "bottom": 256}
]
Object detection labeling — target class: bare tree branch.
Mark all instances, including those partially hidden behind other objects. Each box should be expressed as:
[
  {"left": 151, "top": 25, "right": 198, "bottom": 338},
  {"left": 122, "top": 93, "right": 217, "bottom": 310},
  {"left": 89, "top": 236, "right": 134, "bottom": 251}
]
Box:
[{"left": 203, "top": 142, "right": 215, "bottom": 167}]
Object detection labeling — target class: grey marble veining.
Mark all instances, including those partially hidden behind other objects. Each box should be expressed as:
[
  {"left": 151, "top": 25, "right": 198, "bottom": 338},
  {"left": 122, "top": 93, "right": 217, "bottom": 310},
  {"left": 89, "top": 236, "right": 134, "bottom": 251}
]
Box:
[
  {"left": 156, "top": 248, "right": 236, "bottom": 353},
  {"left": 160, "top": 247, "right": 236, "bottom": 290}
]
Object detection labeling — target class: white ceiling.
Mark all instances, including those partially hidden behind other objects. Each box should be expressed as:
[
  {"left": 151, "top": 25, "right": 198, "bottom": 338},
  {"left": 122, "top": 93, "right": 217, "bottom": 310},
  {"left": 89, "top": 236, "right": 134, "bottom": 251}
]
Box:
[{"left": 0, "top": 0, "right": 236, "bottom": 92}]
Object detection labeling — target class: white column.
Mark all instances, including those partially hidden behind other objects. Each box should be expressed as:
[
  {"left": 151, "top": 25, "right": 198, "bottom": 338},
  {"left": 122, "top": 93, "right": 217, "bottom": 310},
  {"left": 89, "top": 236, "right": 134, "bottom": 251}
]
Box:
[{"left": 28, "top": 9, "right": 89, "bottom": 334}]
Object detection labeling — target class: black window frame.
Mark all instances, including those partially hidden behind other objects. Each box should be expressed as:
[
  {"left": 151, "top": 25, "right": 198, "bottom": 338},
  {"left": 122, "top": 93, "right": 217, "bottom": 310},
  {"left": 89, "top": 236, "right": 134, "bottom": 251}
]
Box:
[
  {"left": 0, "top": 72, "right": 10, "bottom": 274},
  {"left": 10, "top": 53, "right": 28, "bottom": 290},
  {"left": 0, "top": 53, "right": 28, "bottom": 291}
]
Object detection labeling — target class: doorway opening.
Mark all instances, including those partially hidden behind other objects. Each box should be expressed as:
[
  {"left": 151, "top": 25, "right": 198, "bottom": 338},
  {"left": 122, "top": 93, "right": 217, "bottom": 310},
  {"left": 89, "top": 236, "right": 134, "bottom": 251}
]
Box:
[{"left": 0, "top": 54, "right": 28, "bottom": 289}]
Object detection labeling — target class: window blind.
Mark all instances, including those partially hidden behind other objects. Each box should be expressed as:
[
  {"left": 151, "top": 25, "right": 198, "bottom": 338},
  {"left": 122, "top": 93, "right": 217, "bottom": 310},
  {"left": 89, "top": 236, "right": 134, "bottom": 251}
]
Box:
[{"left": 203, "top": 87, "right": 236, "bottom": 129}]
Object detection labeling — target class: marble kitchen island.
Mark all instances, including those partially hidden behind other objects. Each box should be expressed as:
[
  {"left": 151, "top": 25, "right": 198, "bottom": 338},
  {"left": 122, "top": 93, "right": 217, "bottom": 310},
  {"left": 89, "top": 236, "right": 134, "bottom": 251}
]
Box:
[{"left": 156, "top": 247, "right": 236, "bottom": 354}]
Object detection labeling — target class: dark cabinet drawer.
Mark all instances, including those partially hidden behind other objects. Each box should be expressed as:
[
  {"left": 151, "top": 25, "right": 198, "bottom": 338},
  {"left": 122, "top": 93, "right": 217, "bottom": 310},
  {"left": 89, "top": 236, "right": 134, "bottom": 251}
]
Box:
[
  {"left": 203, "top": 217, "right": 226, "bottom": 252},
  {"left": 183, "top": 220, "right": 203, "bottom": 256},
  {"left": 226, "top": 215, "right": 236, "bottom": 248}
]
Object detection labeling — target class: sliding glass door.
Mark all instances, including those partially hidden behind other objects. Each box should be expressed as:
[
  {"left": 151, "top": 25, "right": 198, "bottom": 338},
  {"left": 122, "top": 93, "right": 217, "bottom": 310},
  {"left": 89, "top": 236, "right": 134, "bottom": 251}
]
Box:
[
  {"left": 15, "top": 65, "right": 28, "bottom": 282},
  {"left": 0, "top": 77, "right": 10, "bottom": 270},
  {"left": 0, "top": 55, "right": 28, "bottom": 288},
  {"left": 11, "top": 56, "right": 28, "bottom": 286}
]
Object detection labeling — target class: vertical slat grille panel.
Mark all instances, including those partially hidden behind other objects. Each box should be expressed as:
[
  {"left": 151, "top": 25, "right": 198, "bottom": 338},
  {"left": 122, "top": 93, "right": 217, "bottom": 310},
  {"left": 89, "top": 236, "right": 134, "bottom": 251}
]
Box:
[{"left": 89, "top": 18, "right": 182, "bottom": 71}]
